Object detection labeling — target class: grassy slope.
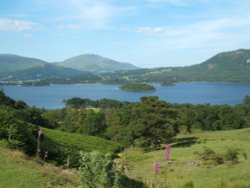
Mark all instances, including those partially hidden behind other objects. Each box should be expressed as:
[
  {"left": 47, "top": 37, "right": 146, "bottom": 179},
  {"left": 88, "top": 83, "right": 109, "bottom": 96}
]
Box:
[
  {"left": 123, "top": 128, "right": 250, "bottom": 188},
  {"left": 0, "top": 141, "right": 77, "bottom": 188},
  {"left": 0, "top": 128, "right": 122, "bottom": 188},
  {"left": 42, "top": 128, "right": 122, "bottom": 154}
]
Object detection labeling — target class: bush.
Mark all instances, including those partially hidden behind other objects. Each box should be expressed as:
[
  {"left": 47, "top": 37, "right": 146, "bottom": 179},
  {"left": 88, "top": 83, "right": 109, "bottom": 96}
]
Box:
[
  {"left": 182, "top": 181, "right": 194, "bottom": 188},
  {"left": 224, "top": 148, "right": 240, "bottom": 164},
  {"left": 195, "top": 147, "right": 224, "bottom": 165},
  {"left": 195, "top": 147, "right": 245, "bottom": 166},
  {"left": 78, "top": 150, "right": 145, "bottom": 188}
]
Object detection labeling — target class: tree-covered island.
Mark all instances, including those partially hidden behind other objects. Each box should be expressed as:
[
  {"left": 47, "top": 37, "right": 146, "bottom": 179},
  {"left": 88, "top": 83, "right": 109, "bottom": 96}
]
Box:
[{"left": 120, "top": 82, "right": 156, "bottom": 92}]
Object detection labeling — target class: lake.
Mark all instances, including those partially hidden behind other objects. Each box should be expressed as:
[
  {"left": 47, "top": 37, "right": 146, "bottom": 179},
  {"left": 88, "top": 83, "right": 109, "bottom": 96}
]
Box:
[{"left": 1, "top": 83, "right": 250, "bottom": 109}]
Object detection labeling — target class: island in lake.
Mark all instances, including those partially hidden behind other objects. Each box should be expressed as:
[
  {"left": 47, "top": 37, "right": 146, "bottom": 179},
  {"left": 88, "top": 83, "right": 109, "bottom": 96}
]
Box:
[{"left": 120, "top": 82, "right": 156, "bottom": 92}]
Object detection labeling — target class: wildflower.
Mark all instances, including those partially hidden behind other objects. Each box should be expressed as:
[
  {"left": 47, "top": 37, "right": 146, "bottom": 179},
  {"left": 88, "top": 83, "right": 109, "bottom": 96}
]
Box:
[
  {"left": 165, "top": 144, "right": 171, "bottom": 161},
  {"left": 153, "top": 161, "right": 160, "bottom": 175}
]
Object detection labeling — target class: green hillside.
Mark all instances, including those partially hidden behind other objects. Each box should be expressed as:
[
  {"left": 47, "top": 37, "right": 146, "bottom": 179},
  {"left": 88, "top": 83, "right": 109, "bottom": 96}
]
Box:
[
  {"left": 2, "top": 64, "right": 88, "bottom": 81},
  {"left": 122, "top": 128, "right": 250, "bottom": 188},
  {"left": 59, "top": 54, "right": 138, "bottom": 73},
  {"left": 41, "top": 127, "right": 123, "bottom": 157},
  {"left": 0, "top": 54, "right": 47, "bottom": 74},
  {"left": 0, "top": 141, "right": 77, "bottom": 188},
  {"left": 101, "top": 49, "right": 250, "bottom": 83}
]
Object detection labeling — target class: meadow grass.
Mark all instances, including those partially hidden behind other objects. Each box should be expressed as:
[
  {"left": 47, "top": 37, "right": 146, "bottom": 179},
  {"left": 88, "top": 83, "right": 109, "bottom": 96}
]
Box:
[
  {"left": 122, "top": 128, "right": 250, "bottom": 188},
  {"left": 0, "top": 140, "right": 77, "bottom": 188},
  {"left": 42, "top": 128, "right": 123, "bottom": 154}
]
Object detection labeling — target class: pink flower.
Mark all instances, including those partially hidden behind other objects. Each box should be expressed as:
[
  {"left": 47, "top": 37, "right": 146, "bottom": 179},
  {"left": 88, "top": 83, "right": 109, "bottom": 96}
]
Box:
[
  {"left": 165, "top": 144, "right": 171, "bottom": 161},
  {"left": 153, "top": 161, "right": 160, "bottom": 175}
]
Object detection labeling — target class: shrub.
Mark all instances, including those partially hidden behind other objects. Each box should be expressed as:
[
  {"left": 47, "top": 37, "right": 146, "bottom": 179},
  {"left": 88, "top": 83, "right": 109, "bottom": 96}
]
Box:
[
  {"left": 224, "top": 148, "right": 240, "bottom": 164},
  {"left": 195, "top": 147, "right": 224, "bottom": 165},
  {"left": 182, "top": 181, "right": 194, "bottom": 188}
]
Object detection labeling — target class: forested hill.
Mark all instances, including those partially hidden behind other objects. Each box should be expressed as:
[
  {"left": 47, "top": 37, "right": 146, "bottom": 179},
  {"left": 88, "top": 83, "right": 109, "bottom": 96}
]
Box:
[{"left": 101, "top": 49, "right": 250, "bottom": 83}]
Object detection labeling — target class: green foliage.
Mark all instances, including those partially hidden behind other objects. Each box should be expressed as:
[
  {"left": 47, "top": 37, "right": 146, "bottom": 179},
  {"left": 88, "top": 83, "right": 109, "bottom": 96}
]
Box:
[
  {"left": 195, "top": 147, "right": 224, "bottom": 165},
  {"left": 224, "top": 147, "right": 240, "bottom": 164},
  {"left": 195, "top": 147, "right": 243, "bottom": 165},
  {"left": 243, "top": 95, "right": 250, "bottom": 106},
  {"left": 40, "top": 128, "right": 123, "bottom": 167},
  {"left": 64, "top": 97, "right": 130, "bottom": 109},
  {"left": 177, "top": 103, "right": 248, "bottom": 132},
  {"left": 182, "top": 181, "right": 194, "bottom": 188},
  {"left": 120, "top": 82, "right": 156, "bottom": 92},
  {"left": 106, "top": 96, "right": 179, "bottom": 148},
  {"left": 82, "top": 111, "right": 107, "bottom": 137},
  {"left": 79, "top": 150, "right": 118, "bottom": 188},
  {"left": 78, "top": 150, "right": 145, "bottom": 188},
  {"left": 0, "top": 142, "right": 78, "bottom": 188},
  {"left": 0, "top": 106, "right": 37, "bottom": 151},
  {"left": 123, "top": 128, "right": 250, "bottom": 188}
]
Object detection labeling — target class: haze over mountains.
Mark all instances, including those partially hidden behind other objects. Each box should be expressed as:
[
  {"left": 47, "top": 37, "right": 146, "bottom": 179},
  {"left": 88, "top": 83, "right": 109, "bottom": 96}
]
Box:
[
  {"left": 0, "top": 49, "right": 250, "bottom": 83},
  {"left": 58, "top": 54, "right": 138, "bottom": 73},
  {"left": 0, "top": 54, "right": 137, "bottom": 81},
  {"left": 102, "top": 49, "right": 250, "bottom": 83}
]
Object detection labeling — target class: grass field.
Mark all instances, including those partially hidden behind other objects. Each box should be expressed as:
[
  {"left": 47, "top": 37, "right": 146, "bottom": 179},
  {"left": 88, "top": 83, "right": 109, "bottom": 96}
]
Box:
[
  {"left": 0, "top": 141, "right": 77, "bottom": 188},
  {"left": 0, "top": 128, "right": 122, "bottom": 188},
  {"left": 122, "top": 128, "right": 250, "bottom": 188},
  {"left": 42, "top": 128, "right": 122, "bottom": 154}
]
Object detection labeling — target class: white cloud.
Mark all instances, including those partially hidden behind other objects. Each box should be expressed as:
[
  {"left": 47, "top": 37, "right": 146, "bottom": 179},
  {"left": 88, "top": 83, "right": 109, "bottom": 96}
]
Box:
[
  {"left": 0, "top": 18, "right": 39, "bottom": 31},
  {"left": 33, "top": 0, "right": 135, "bottom": 29},
  {"left": 136, "top": 16, "right": 250, "bottom": 51},
  {"left": 136, "top": 27, "right": 164, "bottom": 34}
]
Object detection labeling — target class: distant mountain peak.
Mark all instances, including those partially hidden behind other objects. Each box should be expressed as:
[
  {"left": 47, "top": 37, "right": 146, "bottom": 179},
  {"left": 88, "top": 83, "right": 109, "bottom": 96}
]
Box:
[{"left": 59, "top": 54, "right": 138, "bottom": 73}]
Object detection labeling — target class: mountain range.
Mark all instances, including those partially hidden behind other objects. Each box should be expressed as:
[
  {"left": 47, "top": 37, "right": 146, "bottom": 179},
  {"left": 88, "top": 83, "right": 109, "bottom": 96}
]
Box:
[
  {"left": 101, "top": 49, "right": 250, "bottom": 83},
  {"left": 0, "top": 49, "right": 250, "bottom": 83},
  {"left": 0, "top": 54, "right": 137, "bottom": 82}
]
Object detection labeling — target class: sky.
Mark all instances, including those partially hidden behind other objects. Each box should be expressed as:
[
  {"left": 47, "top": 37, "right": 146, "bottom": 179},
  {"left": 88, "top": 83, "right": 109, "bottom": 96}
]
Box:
[{"left": 0, "top": 0, "right": 250, "bottom": 68}]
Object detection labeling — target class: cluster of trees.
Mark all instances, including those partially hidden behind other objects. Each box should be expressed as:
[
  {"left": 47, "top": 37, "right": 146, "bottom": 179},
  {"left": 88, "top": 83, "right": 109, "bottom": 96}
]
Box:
[
  {"left": 119, "top": 82, "right": 156, "bottom": 92},
  {"left": 48, "top": 96, "right": 250, "bottom": 148},
  {"left": 177, "top": 102, "right": 250, "bottom": 132},
  {"left": 45, "top": 96, "right": 180, "bottom": 148},
  {"left": 3, "top": 86, "right": 249, "bottom": 151},
  {"left": 64, "top": 97, "right": 130, "bottom": 109},
  {"left": 1, "top": 88, "right": 250, "bottom": 158}
]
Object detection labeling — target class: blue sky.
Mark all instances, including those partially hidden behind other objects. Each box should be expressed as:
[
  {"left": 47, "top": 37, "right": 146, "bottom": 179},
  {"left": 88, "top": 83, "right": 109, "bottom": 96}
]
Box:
[{"left": 0, "top": 0, "right": 250, "bottom": 68}]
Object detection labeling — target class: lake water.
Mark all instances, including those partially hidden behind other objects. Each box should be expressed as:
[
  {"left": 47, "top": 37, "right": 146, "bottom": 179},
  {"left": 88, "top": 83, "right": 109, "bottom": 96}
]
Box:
[{"left": 1, "top": 83, "right": 250, "bottom": 109}]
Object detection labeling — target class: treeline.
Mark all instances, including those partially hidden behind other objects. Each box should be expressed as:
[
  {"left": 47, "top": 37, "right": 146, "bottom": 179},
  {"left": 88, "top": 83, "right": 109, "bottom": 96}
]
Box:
[
  {"left": 64, "top": 97, "right": 131, "bottom": 109},
  {"left": 49, "top": 96, "right": 250, "bottom": 148}
]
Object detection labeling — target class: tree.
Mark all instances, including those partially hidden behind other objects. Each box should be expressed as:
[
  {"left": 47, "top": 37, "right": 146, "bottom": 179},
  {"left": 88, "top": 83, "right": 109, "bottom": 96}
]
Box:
[
  {"left": 106, "top": 96, "right": 179, "bottom": 148},
  {"left": 82, "top": 111, "right": 107, "bottom": 137},
  {"left": 243, "top": 95, "right": 250, "bottom": 106}
]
